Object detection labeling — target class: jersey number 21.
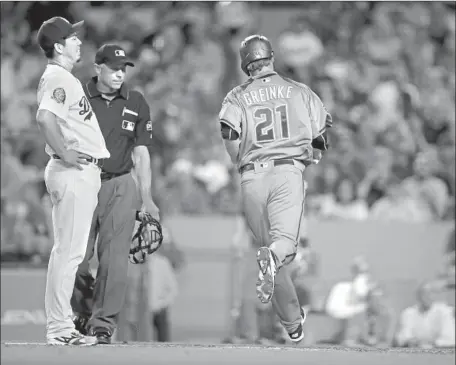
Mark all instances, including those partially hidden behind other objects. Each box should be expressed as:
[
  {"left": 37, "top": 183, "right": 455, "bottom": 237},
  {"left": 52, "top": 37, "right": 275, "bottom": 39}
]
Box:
[{"left": 253, "top": 104, "right": 290, "bottom": 145}]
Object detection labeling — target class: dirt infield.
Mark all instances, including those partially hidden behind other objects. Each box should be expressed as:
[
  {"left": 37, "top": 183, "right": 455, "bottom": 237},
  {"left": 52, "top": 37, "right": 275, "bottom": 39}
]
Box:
[{"left": 1, "top": 342, "right": 454, "bottom": 365}]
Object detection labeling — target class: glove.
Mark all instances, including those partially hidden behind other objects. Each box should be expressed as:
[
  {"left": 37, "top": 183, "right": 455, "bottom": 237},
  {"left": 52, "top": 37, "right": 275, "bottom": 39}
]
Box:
[
  {"left": 303, "top": 148, "right": 323, "bottom": 166},
  {"left": 129, "top": 211, "right": 163, "bottom": 264}
]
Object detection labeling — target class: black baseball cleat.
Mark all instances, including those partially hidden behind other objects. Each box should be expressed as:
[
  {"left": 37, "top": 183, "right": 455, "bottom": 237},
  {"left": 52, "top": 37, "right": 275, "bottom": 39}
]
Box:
[
  {"left": 73, "top": 315, "right": 89, "bottom": 336},
  {"left": 94, "top": 330, "right": 112, "bottom": 345},
  {"left": 288, "top": 307, "right": 307, "bottom": 344}
]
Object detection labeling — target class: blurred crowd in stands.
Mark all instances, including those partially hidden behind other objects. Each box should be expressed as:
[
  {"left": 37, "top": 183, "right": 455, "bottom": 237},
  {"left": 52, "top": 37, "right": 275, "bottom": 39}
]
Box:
[{"left": 1, "top": 2, "right": 455, "bottom": 263}]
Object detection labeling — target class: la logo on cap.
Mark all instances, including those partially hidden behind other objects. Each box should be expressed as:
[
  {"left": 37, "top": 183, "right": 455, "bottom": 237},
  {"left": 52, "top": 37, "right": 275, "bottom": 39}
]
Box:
[{"left": 114, "top": 50, "right": 125, "bottom": 57}]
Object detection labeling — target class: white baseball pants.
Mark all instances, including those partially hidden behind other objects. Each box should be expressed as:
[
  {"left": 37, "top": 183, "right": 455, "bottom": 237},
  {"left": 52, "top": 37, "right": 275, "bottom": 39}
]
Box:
[{"left": 44, "top": 158, "right": 101, "bottom": 339}]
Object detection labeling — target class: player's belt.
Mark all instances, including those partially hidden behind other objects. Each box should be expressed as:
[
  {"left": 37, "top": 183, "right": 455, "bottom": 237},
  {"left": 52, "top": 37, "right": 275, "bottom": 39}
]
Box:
[
  {"left": 239, "top": 159, "right": 295, "bottom": 174},
  {"left": 100, "top": 171, "right": 129, "bottom": 182},
  {"left": 52, "top": 154, "right": 104, "bottom": 168}
]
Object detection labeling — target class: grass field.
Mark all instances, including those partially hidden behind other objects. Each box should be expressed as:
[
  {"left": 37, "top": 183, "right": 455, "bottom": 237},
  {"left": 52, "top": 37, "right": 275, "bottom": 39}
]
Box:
[{"left": 1, "top": 342, "right": 454, "bottom": 365}]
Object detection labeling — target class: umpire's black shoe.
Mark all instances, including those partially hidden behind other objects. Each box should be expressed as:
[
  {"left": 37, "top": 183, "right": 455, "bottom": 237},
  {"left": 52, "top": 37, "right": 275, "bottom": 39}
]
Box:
[
  {"left": 73, "top": 315, "right": 89, "bottom": 336},
  {"left": 94, "top": 330, "right": 112, "bottom": 345}
]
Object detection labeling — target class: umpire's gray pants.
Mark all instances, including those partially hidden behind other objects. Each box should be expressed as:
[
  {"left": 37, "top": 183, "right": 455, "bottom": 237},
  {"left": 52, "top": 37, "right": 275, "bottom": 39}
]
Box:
[{"left": 71, "top": 172, "right": 140, "bottom": 334}]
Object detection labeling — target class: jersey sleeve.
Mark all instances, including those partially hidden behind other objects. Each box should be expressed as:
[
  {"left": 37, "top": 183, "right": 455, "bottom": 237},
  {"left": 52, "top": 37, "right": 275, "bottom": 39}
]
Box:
[
  {"left": 134, "top": 94, "right": 153, "bottom": 147},
  {"left": 37, "top": 75, "right": 72, "bottom": 121},
  {"left": 308, "top": 89, "right": 332, "bottom": 139},
  {"left": 219, "top": 90, "right": 242, "bottom": 136}
]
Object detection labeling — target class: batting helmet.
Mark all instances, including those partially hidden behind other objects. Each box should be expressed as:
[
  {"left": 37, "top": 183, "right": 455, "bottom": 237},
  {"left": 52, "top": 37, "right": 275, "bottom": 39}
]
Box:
[{"left": 239, "top": 34, "right": 274, "bottom": 76}]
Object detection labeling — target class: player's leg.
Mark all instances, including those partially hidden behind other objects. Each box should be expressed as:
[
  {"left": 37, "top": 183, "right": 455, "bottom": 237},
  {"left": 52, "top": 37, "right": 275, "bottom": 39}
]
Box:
[
  {"left": 267, "top": 166, "right": 305, "bottom": 267},
  {"left": 88, "top": 173, "right": 140, "bottom": 341},
  {"left": 44, "top": 160, "right": 101, "bottom": 345},
  {"left": 240, "top": 173, "right": 280, "bottom": 326},
  {"left": 266, "top": 164, "right": 306, "bottom": 342},
  {"left": 240, "top": 175, "right": 271, "bottom": 248},
  {"left": 252, "top": 164, "right": 304, "bottom": 304},
  {"left": 271, "top": 268, "right": 305, "bottom": 342},
  {"left": 70, "top": 209, "right": 99, "bottom": 333}
]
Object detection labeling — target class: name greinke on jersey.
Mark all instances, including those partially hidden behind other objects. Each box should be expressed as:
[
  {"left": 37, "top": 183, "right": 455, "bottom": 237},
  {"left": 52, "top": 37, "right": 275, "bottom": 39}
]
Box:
[{"left": 242, "top": 86, "right": 293, "bottom": 106}]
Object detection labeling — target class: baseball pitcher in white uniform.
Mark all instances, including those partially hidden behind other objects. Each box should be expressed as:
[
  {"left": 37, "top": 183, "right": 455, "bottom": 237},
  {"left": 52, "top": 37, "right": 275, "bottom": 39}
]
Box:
[{"left": 35, "top": 17, "right": 110, "bottom": 345}]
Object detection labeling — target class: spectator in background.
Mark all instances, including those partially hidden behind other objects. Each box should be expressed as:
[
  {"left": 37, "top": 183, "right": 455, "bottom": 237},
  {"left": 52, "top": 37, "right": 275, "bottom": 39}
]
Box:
[
  {"left": 324, "top": 256, "right": 372, "bottom": 346},
  {"left": 193, "top": 159, "right": 231, "bottom": 197},
  {"left": 363, "top": 146, "right": 394, "bottom": 207},
  {"left": 308, "top": 161, "right": 339, "bottom": 196},
  {"left": 277, "top": 14, "right": 324, "bottom": 81},
  {"left": 315, "top": 177, "right": 370, "bottom": 220},
  {"left": 370, "top": 179, "right": 427, "bottom": 222},
  {"left": 156, "top": 224, "right": 186, "bottom": 274},
  {"left": 434, "top": 228, "right": 455, "bottom": 309},
  {"left": 160, "top": 160, "right": 213, "bottom": 215},
  {"left": 1, "top": 138, "right": 52, "bottom": 264},
  {"left": 350, "top": 256, "right": 372, "bottom": 307},
  {"left": 211, "top": 166, "right": 242, "bottom": 215},
  {"left": 215, "top": 1, "right": 260, "bottom": 88},
  {"left": 370, "top": 147, "right": 450, "bottom": 222},
  {"left": 445, "top": 228, "right": 455, "bottom": 288},
  {"left": 147, "top": 240, "right": 179, "bottom": 342},
  {"left": 394, "top": 281, "right": 455, "bottom": 348},
  {"left": 331, "top": 125, "right": 367, "bottom": 183},
  {"left": 362, "top": 284, "right": 396, "bottom": 348},
  {"left": 181, "top": 3, "right": 226, "bottom": 112},
  {"left": 359, "top": 81, "right": 417, "bottom": 164},
  {"left": 400, "top": 150, "right": 450, "bottom": 220},
  {"left": 358, "top": 4, "right": 402, "bottom": 77},
  {"left": 308, "top": 162, "right": 388, "bottom": 220}
]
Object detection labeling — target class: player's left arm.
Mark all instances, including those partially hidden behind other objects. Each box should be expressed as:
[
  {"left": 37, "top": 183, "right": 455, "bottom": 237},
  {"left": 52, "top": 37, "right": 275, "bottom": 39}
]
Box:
[
  {"left": 309, "top": 90, "right": 333, "bottom": 152},
  {"left": 219, "top": 91, "right": 242, "bottom": 165},
  {"left": 223, "top": 138, "right": 240, "bottom": 165},
  {"left": 132, "top": 94, "right": 159, "bottom": 219}
]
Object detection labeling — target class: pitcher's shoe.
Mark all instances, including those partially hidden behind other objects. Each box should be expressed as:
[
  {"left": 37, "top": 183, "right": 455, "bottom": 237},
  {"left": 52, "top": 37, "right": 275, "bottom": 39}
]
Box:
[
  {"left": 288, "top": 307, "right": 307, "bottom": 344},
  {"left": 256, "top": 247, "right": 278, "bottom": 303},
  {"left": 47, "top": 330, "right": 97, "bottom": 346}
]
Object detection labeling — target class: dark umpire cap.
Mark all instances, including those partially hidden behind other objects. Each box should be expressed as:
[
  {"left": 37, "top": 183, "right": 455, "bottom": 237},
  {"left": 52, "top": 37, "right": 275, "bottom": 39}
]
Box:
[
  {"left": 37, "top": 17, "right": 84, "bottom": 51},
  {"left": 95, "top": 44, "right": 135, "bottom": 69}
]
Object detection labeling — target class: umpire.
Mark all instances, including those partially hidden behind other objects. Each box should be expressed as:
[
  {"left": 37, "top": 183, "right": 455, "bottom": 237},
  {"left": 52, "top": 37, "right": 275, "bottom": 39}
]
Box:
[{"left": 71, "top": 44, "right": 160, "bottom": 344}]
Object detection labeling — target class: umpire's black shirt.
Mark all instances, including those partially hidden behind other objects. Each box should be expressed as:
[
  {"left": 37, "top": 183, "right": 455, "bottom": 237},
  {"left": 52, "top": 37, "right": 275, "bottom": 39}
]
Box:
[{"left": 84, "top": 77, "right": 153, "bottom": 174}]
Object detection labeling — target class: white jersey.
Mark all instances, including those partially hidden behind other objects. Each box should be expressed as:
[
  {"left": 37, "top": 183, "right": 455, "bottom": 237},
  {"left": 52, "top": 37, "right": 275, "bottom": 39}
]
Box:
[{"left": 37, "top": 64, "right": 110, "bottom": 159}]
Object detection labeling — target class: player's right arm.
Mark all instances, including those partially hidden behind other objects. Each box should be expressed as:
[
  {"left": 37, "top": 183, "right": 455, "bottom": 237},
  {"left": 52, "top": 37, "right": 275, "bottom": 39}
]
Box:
[
  {"left": 36, "top": 76, "right": 89, "bottom": 170},
  {"left": 219, "top": 90, "right": 243, "bottom": 165}
]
